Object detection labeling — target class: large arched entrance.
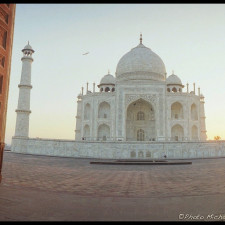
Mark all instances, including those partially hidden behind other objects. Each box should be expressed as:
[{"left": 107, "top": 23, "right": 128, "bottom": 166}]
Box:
[{"left": 126, "top": 98, "right": 155, "bottom": 141}]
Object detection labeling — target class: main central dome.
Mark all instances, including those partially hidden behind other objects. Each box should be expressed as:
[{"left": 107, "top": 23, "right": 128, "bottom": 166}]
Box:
[{"left": 115, "top": 37, "right": 166, "bottom": 82}]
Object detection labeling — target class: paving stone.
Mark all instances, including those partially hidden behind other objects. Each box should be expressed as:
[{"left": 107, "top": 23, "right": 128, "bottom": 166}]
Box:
[{"left": 0, "top": 152, "right": 225, "bottom": 221}]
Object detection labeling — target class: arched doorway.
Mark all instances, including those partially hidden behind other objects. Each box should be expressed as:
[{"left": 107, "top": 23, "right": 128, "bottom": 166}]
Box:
[
  {"left": 171, "top": 102, "right": 183, "bottom": 119},
  {"left": 137, "top": 129, "right": 145, "bottom": 141},
  {"left": 98, "top": 101, "right": 110, "bottom": 119},
  {"left": 83, "top": 124, "right": 90, "bottom": 140},
  {"left": 191, "top": 103, "right": 198, "bottom": 120},
  {"left": 191, "top": 125, "right": 198, "bottom": 140},
  {"left": 98, "top": 124, "right": 110, "bottom": 141},
  {"left": 126, "top": 98, "right": 155, "bottom": 141},
  {"left": 84, "top": 103, "right": 91, "bottom": 120},
  {"left": 171, "top": 124, "right": 184, "bottom": 141}
]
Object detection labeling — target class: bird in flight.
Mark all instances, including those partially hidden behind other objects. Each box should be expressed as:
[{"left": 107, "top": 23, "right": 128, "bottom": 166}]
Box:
[{"left": 82, "top": 52, "right": 89, "bottom": 55}]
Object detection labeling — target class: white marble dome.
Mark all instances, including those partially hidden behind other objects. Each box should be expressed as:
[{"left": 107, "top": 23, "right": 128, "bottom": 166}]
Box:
[
  {"left": 116, "top": 43, "right": 166, "bottom": 81},
  {"left": 166, "top": 74, "right": 182, "bottom": 85},
  {"left": 100, "top": 74, "right": 116, "bottom": 85}
]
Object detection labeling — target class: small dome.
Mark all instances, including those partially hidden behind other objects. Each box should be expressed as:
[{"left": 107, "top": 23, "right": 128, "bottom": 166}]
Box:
[
  {"left": 166, "top": 74, "right": 182, "bottom": 85},
  {"left": 77, "top": 93, "right": 82, "bottom": 99},
  {"left": 100, "top": 74, "right": 116, "bottom": 85},
  {"left": 22, "top": 42, "right": 34, "bottom": 52}
]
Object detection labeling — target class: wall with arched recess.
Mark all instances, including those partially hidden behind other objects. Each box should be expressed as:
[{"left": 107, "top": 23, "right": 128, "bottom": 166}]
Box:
[
  {"left": 171, "top": 102, "right": 183, "bottom": 119},
  {"left": 126, "top": 98, "right": 155, "bottom": 141},
  {"left": 97, "top": 124, "right": 110, "bottom": 141},
  {"left": 98, "top": 101, "right": 111, "bottom": 119},
  {"left": 84, "top": 103, "right": 91, "bottom": 120}
]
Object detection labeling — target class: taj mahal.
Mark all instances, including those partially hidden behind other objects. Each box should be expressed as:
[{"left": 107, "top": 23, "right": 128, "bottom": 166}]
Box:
[
  {"left": 75, "top": 34, "right": 206, "bottom": 143},
  {"left": 11, "top": 35, "right": 225, "bottom": 159}
]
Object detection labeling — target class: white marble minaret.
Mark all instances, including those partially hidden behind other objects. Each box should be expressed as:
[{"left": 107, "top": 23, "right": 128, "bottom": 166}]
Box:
[{"left": 14, "top": 42, "right": 34, "bottom": 138}]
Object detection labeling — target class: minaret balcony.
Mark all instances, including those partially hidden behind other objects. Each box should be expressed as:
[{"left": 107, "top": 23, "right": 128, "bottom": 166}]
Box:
[
  {"left": 18, "top": 84, "right": 32, "bottom": 89},
  {"left": 15, "top": 109, "right": 31, "bottom": 114}
]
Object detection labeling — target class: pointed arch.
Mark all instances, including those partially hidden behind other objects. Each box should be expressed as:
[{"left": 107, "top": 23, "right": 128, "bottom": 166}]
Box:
[
  {"left": 171, "top": 124, "right": 184, "bottom": 141},
  {"left": 171, "top": 102, "right": 183, "bottom": 119},
  {"left": 137, "top": 129, "right": 145, "bottom": 141},
  {"left": 84, "top": 103, "right": 91, "bottom": 120},
  {"left": 126, "top": 98, "right": 155, "bottom": 141},
  {"left": 191, "top": 125, "right": 198, "bottom": 140},
  {"left": 137, "top": 111, "right": 145, "bottom": 120},
  {"left": 98, "top": 101, "right": 110, "bottom": 119},
  {"left": 83, "top": 124, "right": 90, "bottom": 140},
  {"left": 191, "top": 103, "right": 198, "bottom": 120},
  {"left": 97, "top": 124, "right": 110, "bottom": 141}
]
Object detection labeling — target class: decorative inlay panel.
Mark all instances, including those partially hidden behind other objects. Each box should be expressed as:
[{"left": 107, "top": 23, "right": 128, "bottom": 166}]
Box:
[
  {"left": 0, "top": 54, "right": 5, "bottom": 67},
  {"left": 0, "top": 27, "right": 7, "bottom": 49},
  {"left": 125, "top": 94, "right": 157, "bottom": 108},
  {"left": 0, "top": 8, "right": 8, "bottom": 24}
]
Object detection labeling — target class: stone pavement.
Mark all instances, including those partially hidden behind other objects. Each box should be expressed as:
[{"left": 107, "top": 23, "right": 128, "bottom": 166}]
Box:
[{"left": 0, "top": 151, "right": 225, "bottom": 221}]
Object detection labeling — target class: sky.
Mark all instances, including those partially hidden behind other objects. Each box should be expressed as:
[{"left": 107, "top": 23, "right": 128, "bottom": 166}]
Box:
[{"left": 5, "top": 4, "right": 225, "bottom": 144}]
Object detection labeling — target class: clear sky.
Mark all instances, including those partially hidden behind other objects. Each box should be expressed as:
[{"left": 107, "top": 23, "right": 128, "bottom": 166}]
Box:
[{"left": 5, "top": 4, "right": 225, "bottom": 144}]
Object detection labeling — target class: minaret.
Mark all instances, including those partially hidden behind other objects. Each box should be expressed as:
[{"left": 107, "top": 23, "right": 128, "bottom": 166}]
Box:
[
  {"left": 75, "top": 94, "right": 82, "bottom": 141},
  {"left": 200, "top": 94, "right": 207, "bottom": 140},
  {"left": 93, "top": 82, "right": 95, "bottom": 93},
  {"left": 14, "top": 42, "right": 34, "bottom": 138}
]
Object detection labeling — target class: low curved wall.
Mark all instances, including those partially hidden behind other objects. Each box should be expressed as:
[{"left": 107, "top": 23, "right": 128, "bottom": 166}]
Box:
[{"left": 11, "top": 137, "right": 225, "bottom": 159}]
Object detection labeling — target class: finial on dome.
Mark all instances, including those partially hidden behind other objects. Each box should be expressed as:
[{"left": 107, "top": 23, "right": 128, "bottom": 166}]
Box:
[
  {"left": 172, "top": 70, "right": 174, "bottom": 75},
  {"left": 108, "top": 69, "right": 110, "bottom": 74},
  {"left": 140, "top": 33, "right": 142, "bottom": 44},
  {"left": 28, "top": 41, "right": 29, "bottom": 45}
]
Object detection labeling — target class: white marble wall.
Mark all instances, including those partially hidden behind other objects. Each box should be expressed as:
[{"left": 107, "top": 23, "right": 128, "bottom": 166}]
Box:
[
  {"left": 79, "top": 92, "right": 116, "bottom": 141},
  {"left": 11, "top": 137, "right": 225, "bottom": 159},
  {"left": 76, "top": 80, "right": 206, "bottom": 142}
]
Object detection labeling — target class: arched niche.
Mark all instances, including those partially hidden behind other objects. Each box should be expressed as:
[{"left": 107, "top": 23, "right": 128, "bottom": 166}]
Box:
[
  {"left": 172, "top": 87, "right": 177, "bottom": 92},
  {"left": 105, "top": 87, "right": 110, "bottom": 92},
  {"left": 84, "top": 103, "right": 91, "bottom": 120},
  {"left": 83, "top": 124, "right": 90, "bottom": 140},
  {"left": 191, "top": 103, "right": 198, "bottom": 120},
  {"left": 137, "top": 111, "right": 145, "bottom": 120},
  {"left": 171, "top": 102, "right": 183, "bottom": 119},
  {"left": 137, "top": 129, "right": 145, "bottom": 141},
  {"left": 98, "top": 124, "right": 110, "bottom": 141},
  {"left": 171, "top": 124, "right": 184, "bottom": 141},
  {"left": 126, "top": 98, "right": 155, "bottom": 141},
  {"left": 191, "top": 125, "right": 198, "bottom": 140},
  {"left": 98, "top": 101, "right": 110, "bottom": 119}
]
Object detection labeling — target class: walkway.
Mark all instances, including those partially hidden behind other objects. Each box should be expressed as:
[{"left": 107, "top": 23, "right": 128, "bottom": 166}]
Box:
[{"left": 0, "top": 152, "right": 225, "bottom": 221}]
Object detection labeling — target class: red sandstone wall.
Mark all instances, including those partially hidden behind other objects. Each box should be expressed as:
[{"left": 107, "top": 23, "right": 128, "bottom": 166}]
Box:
[{"left": 0, "top": 4, "right": 16, "bottom": 182}]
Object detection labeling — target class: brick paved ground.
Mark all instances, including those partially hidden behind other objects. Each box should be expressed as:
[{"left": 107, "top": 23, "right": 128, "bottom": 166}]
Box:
[{"left": 0, "top": 152, "right": 225, "bottom": 221}]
